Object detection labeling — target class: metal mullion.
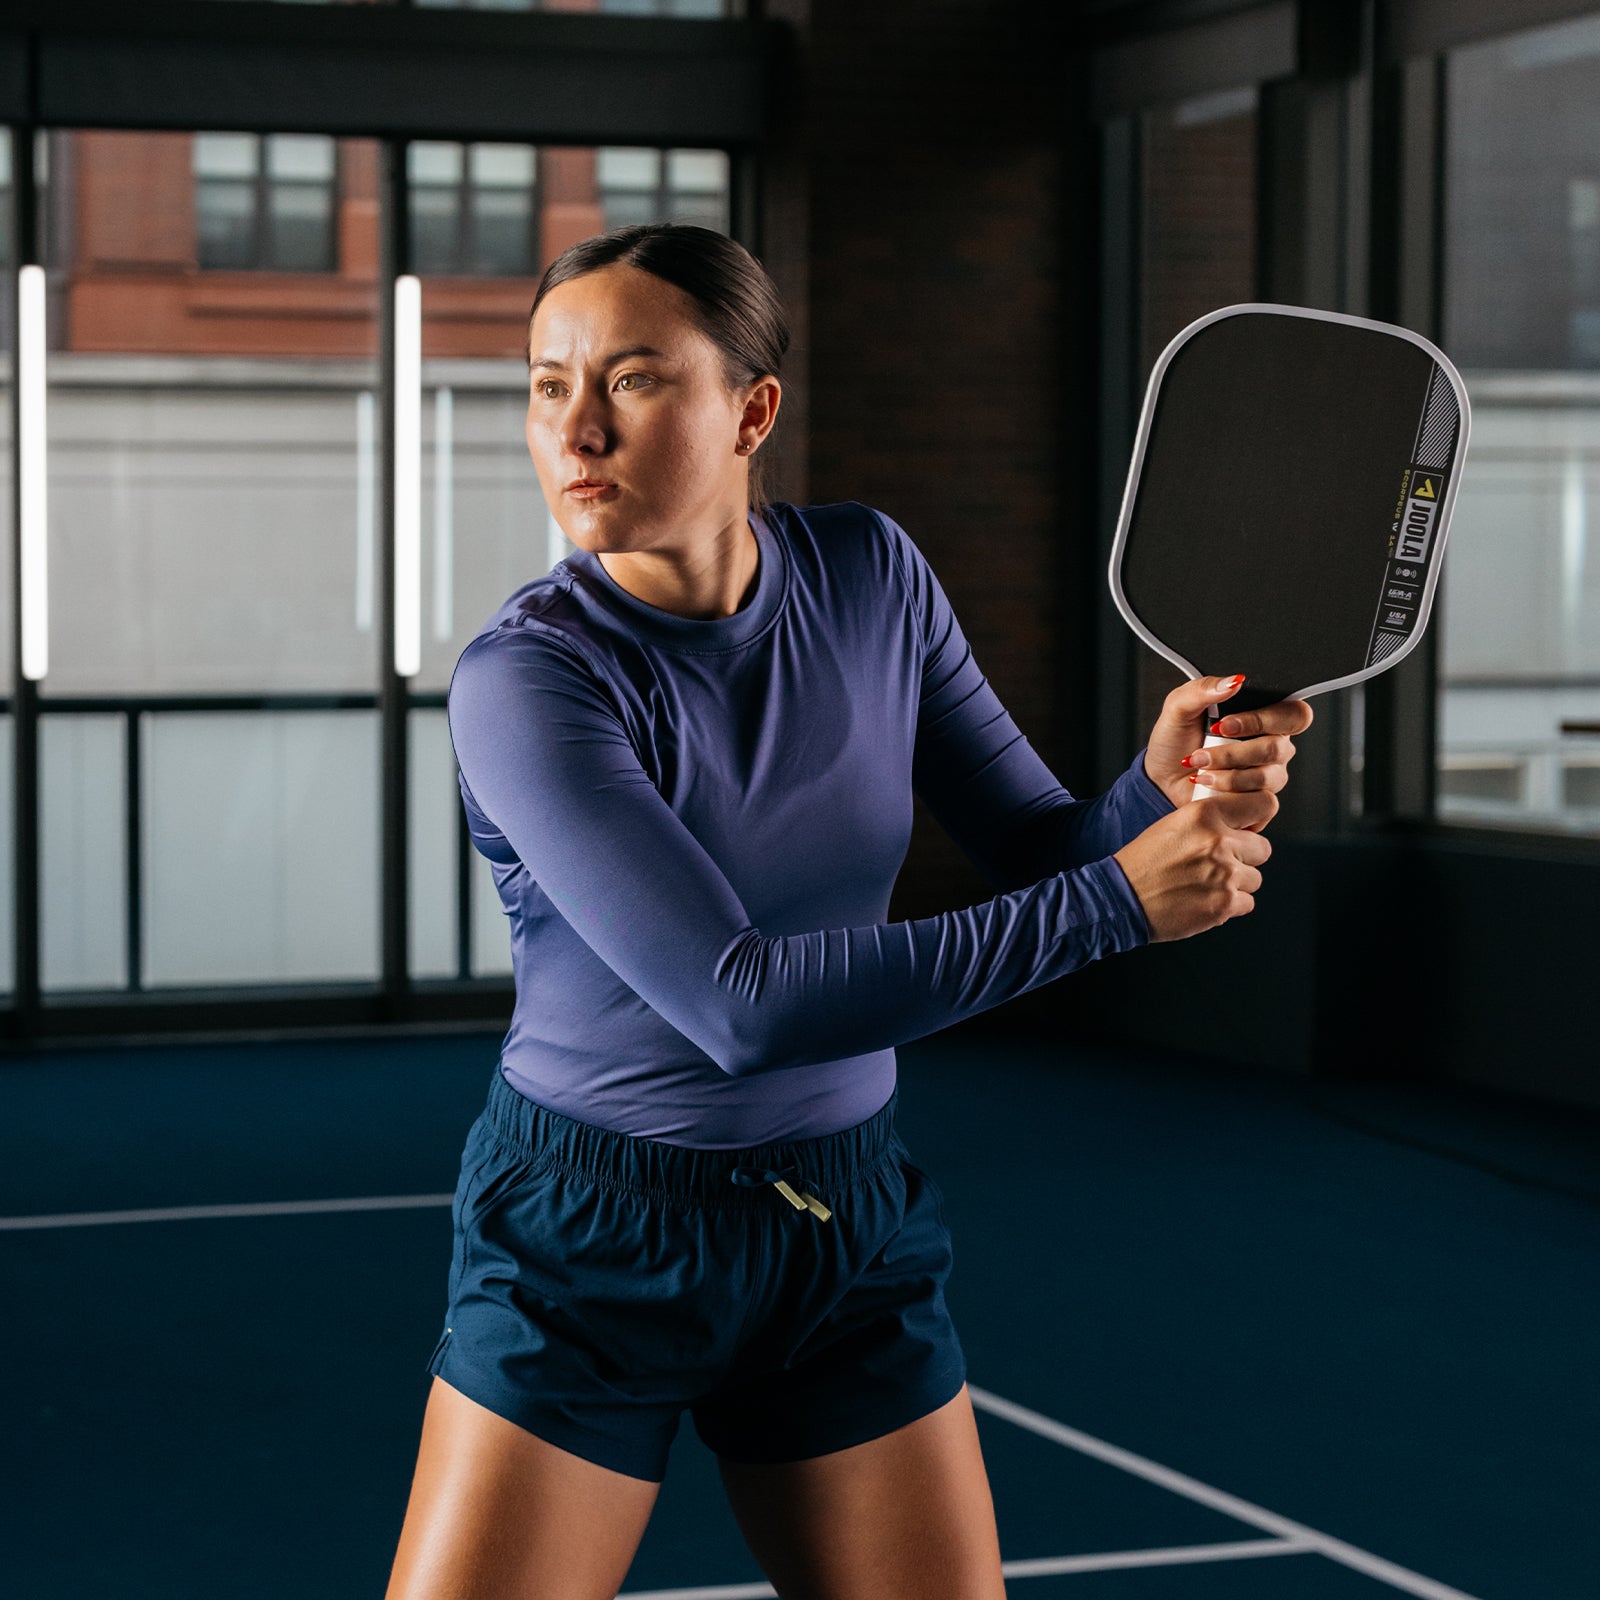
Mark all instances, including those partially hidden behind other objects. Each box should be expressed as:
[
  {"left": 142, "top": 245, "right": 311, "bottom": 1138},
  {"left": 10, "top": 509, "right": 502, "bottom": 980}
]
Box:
[
  {"left": 379, "top": 136, "right": 409, "bottom": 1012},
  {"left": 1335, "top": 3, "right": 1376, "bottom": 831},
  {"left": 1360, "top": 49, "right": 1444, "bottom": 824},
  {"left": 729, "top": 142, "right": 759, "bottom": 257},
  {"left": 11, "top": 118, "right": 40, "bottom": 1032},
  {"left": 534, "top": 154, "right": 547, "bottom": 283},
  {"left": 1341, "top": 3, "right": 1375, "bottom": 322},
  {"left": 126, "top": 706, "right": 140, "bottom": 991},
  {"left": 325, "top": 143, "right": 340, "bottom": 276},
  {"left": 255, "top": 133, "right": 270, "bottom": 272}
]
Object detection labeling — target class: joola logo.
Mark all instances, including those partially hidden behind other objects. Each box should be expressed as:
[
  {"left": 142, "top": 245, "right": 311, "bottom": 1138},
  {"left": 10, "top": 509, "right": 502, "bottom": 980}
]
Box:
[{"left": 1396, "top": 474, "right": 1440, "bottom": 565}]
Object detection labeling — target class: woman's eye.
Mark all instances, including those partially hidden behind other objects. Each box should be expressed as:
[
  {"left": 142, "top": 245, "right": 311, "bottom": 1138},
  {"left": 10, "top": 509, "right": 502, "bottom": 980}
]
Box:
[
  {"left": 536, "top": 380, "right": 563, "bottom": 400},
  {"left": 617, "top": 372, "right": 652, "bottom": 391}
]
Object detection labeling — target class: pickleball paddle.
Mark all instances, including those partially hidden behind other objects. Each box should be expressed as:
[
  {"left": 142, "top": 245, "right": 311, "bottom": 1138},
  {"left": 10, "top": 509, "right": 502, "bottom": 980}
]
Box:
[{"left": 1107, "top": 303, "right": 1471, "bottom": 800}]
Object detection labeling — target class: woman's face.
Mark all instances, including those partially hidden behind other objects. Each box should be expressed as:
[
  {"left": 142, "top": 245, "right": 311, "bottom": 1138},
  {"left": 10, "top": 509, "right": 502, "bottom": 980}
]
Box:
[{"left": 525, "top": 262, "right": 772, "bottom": 553}]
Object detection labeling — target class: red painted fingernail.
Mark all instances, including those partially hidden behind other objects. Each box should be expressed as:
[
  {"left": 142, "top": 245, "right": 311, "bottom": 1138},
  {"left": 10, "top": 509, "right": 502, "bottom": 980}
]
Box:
[
  {"left": 1181, "top": 755, "right": 1193, "bottom": 768},
  {"left": 1186, "top": 774, "right": 1199, "bottom": 783}
]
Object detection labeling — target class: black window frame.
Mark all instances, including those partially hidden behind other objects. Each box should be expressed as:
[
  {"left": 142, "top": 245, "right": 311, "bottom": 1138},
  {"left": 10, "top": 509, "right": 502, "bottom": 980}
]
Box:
[
  {"left": 0, "top": 0, "right": 774, "bottom": 1046},
  {"left": 1087, "top": 0, "right": 1600, "bottom": 861}
]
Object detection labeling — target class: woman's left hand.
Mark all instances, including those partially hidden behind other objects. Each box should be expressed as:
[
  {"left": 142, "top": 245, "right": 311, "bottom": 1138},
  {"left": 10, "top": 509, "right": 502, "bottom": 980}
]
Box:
[{"left": 1142, "top": 673, "right": 1315, "bottom": 810}]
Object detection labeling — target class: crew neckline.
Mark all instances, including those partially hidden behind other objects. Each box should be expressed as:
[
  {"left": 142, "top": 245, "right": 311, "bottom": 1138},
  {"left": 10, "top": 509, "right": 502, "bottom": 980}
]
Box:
[{"left": 568, "top": 502, "right": 789, "bottom": 652}]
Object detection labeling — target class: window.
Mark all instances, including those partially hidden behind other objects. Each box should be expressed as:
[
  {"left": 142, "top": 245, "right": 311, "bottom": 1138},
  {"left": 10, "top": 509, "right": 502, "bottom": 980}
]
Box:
[
  {"left": 194, "top": 132, "right": 339, "bottom": 272},
  {"left": 1436, "top": 13, "right": 1600, "bottom": 835},
  {"left": 597, "top": 147, "right": 731, "bottom": 233},
  {"left": 409, "top": 142, "right": 540, "bottom": 277}
]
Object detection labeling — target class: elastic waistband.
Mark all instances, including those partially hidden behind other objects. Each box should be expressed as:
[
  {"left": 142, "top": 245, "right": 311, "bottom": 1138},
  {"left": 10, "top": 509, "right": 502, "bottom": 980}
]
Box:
[{"left": 481, "top": 1062, "right": 900, "bottom": 1212}]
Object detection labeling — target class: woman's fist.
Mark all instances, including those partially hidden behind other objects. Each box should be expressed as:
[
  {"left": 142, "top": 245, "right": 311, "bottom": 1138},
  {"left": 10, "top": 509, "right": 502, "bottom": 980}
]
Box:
[{"left": 1112, "top": 788, "right": 1276, "bottom": 942}]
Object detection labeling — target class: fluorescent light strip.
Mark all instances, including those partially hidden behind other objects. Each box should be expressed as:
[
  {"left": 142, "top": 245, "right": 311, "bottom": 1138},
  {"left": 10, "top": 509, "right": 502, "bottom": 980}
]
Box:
[
  {"left": 355, "top": 388, "right": 376, "bottom": 634},
  {"left": 19, "top": 263, "right": 47, "bottom": 681},
  {"left": 432, "top": 385, "right": 453, "bottom": 642},
  {"left": 394, "top": 273, "right": 422, "bottom": 678}
]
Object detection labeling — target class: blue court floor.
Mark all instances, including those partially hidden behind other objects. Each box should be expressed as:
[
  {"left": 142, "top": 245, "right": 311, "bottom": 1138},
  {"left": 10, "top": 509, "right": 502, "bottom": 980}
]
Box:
[{"left": 1, "top": 1026, "right": 1594, "bottom": 1598}]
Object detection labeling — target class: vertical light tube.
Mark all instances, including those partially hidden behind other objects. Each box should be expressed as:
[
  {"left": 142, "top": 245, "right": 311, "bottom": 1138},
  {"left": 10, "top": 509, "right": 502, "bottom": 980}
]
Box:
[
  {"left": 19, "top": 263, "right": 48, "bottom": 681},
  {"left": 1561, "top": 448, "right": 1586, "bottom": 669},
  {"left": 355, "top": 389, "right": 376, "bottom": 633},
  {"left": 393, "top": 273, "right": 422, "bottom": 678},
  {"left": 432, "top": 385, "right": 453, "bottom": 642}
]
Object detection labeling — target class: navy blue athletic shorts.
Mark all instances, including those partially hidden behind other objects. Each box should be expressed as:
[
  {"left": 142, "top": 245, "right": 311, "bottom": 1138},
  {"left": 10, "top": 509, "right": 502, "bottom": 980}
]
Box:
[{"left": 424, "top": 1061, "right": 967, "bottom": 1483}]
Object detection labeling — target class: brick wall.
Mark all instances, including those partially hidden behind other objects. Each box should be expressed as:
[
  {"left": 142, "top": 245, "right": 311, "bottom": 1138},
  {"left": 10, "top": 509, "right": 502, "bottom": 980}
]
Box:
[
  {"left": 1133, "top": 100, "right": 1259, "bottom": 742},
  {"left": 761, "top": 0, "right": 1105, "bottom": 953}
]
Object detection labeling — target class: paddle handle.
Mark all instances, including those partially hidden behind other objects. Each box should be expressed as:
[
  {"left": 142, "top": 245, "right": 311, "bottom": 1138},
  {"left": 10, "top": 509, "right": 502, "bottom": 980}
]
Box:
[{"left": 1189, "top": 726, "right": 1239, "bottom": 802}]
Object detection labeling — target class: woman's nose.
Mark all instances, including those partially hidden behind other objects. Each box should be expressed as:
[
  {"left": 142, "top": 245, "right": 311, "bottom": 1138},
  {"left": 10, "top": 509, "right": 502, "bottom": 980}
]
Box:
[{"left": 559, "top": 387, "right": 610, "bottom": 456}]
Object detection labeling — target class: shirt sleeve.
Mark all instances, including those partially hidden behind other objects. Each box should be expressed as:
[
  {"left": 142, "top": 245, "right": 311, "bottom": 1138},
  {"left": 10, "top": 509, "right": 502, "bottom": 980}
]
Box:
[
  {"left": 876, "top": 506, "right": 1177, "bottom": 895},
  {"left": 447, "top": 618, "right": 1151, "bottom": 1080}
]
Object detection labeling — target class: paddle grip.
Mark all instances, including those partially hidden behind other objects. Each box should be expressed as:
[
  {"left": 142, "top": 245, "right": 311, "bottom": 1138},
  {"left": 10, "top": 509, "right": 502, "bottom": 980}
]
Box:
[{"left": 1189, "top": 728, "right": 1239, "bottom": 802}]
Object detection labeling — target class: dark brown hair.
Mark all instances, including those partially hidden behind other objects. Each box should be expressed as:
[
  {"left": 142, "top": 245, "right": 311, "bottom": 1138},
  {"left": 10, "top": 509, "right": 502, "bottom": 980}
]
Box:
[{"left": 525, "top": 223, "right": 789, "bottom": 518}]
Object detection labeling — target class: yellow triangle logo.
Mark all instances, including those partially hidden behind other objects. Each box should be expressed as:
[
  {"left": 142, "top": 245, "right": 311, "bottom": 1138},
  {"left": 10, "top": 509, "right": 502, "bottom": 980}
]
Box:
[{"left": 1414, "top": 476, "right": 1436, "bottom": 500}]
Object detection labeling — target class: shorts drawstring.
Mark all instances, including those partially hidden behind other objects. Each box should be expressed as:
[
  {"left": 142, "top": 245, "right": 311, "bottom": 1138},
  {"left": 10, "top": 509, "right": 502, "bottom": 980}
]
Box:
[{"left": 730, "top": 1162, "right": 833, "bottom": 1221}]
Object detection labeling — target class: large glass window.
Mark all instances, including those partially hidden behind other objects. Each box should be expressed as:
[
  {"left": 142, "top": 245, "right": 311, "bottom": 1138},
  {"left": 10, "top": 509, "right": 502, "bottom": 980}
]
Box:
[
  {"left": 16, "top": 126, "right": 730, "bottom": 996},
  {"left": 406, "top": 140, "right": 732, "bottom": 978},
  {"left": 37, "top": 128, "right": 385, "bottom": 993},
  {"left": 1436, "top": 13, "right": 1600, "bottom": 835}
]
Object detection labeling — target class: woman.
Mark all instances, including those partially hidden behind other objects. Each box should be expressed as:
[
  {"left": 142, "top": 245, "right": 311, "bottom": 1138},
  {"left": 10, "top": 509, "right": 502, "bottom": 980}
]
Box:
[{"left": 386, "top": 223, "right": 1310, "bottom": 1600}]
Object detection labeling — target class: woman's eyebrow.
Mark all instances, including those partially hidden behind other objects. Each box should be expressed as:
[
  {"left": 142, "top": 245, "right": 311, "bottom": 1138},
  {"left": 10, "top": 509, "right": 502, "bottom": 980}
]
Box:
[{"left": 530, "top": 344, "right": 670, "bottom": 373}]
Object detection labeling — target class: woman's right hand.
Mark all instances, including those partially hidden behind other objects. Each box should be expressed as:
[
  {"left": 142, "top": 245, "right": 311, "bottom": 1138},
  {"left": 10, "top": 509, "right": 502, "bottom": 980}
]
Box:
[{"left": 1111, "top": 789, "right": 1276, "bottom": 943}]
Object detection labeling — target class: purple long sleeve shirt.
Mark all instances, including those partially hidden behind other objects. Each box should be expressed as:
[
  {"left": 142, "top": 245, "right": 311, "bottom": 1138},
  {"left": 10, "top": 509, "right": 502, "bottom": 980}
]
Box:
[{"left": 446, "top": 498, "right": 1175, "bottom": 1148}]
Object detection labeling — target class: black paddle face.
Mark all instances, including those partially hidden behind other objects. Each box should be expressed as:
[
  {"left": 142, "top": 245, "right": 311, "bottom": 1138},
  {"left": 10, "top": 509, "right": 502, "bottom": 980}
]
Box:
[{"left": 1109, "top": 305, "right": 1470, "bottom": 717}]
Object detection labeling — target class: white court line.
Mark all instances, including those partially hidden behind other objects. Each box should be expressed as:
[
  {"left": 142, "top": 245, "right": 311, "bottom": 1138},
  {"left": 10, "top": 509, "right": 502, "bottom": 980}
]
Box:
[
  {"left": 619, "top": 1537, "right": 1316, "bottom": 1596},
  {"left": 0, "top": 1194, "right": 455, "bottom": 1230},
  {"left": 619, "top": 1587, "right": 774, "bottom": 1600},
  {"left": 1001, "top": 1535, "right": 1315, "bottom": 1576},
  {"left": 968, "top": 1383, "right": 1486, "bottom": 1600}
]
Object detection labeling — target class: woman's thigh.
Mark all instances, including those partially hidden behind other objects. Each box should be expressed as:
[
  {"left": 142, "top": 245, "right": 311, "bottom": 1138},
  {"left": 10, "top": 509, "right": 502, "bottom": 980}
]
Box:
[
  {"left": 384, "top": 1375, "right": 661, "bottom": 1600},
  {"left": 715, "top": 1382, "right": 1006, "bottom": 1600}
]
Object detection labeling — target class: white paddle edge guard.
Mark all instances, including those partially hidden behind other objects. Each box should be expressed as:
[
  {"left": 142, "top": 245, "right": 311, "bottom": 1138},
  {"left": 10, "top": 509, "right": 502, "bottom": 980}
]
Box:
[
  {"left": 1105, "top": 302, "right": 1474, "bottom": 766},
  {"left": 1190, "top": 728, "right": 1238, "bottom": 802}
]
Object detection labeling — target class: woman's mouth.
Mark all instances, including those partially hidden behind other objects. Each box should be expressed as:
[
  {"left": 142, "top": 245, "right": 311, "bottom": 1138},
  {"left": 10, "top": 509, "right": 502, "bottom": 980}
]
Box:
[{"left": 566, "top": 480, "right": 618, "bottom": 500}]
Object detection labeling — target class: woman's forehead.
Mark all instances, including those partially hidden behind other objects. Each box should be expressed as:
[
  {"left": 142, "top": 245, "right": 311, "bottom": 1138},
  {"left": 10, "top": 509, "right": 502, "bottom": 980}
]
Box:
[{"left": 531, "top": 266, "right": 701, "bottom": 356}]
